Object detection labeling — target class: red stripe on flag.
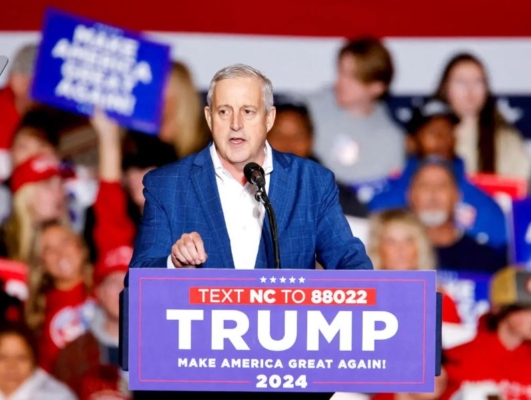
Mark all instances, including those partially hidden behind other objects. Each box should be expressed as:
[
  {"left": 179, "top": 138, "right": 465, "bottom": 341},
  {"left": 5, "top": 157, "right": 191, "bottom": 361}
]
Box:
[{"left": 1, "top": 0, "right": 531, "bottom": 36}]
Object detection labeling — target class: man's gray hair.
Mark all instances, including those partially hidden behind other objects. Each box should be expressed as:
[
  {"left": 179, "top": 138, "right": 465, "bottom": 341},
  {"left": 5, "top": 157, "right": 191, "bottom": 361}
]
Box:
[{"left": 206, "top": 63, "right": 274, "bottom": 112}]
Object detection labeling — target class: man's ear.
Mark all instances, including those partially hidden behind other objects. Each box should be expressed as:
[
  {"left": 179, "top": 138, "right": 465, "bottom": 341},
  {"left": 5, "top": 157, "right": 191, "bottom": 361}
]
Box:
[
  {"left": 204, "top": 106, "right": 213, "bottom": 131},
  {"left": 266, "top": 106, "right": 276, "bottom": 132}
]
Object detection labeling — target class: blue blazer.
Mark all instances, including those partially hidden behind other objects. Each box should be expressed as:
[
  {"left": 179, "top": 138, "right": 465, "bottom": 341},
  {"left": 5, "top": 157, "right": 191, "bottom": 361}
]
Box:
[{"left": 129, "top": 146, "right": 373, "bottom": 270}]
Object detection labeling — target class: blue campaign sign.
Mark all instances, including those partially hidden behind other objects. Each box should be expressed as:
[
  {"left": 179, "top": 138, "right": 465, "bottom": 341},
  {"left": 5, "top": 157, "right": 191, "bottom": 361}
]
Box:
[
  {"left": 31, "top": 8, "right": 170, "bottom": 134},
  {"left": 511, "top": 197, "right": 531, "bottom": 269},
  {"left": 437, "top": 270, "right": 492, "bottom": 326}
]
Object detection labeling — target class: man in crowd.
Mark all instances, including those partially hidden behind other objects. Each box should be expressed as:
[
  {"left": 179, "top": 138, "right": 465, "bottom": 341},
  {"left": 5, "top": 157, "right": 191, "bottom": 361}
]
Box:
[
  {"left": 267, "top": 102, "right": 368, "bottom": 218},
  {"left": 442, "top": 266, "right": 531, "bottom": 399},
  {"left": 306, "top": 37, "right": 404, "bottom": 199},
  {"left": 130, "top": 63, "right": 372, "bottom": 271},
  {"left": 369, "top": 99, "right": 507, "bottom": 253},
  {"left": 407, "top": 157, "right": 506, "bottom": 273}
]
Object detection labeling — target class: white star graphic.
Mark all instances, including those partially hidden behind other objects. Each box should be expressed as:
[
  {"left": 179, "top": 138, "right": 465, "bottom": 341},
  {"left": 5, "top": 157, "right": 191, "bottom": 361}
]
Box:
[
  {"left": 260, "top": 276, "right": 267, "bottom": 283},
  {"left": 270, "top": 276, "right": 277, "bottom": 283},
  {"left": 289, "top": 276, "right": 296, "bottom": 283},
  {"left": 280, "top": 277, "right": 286, "bottom": 283},
  {"left": 299, "top": 277, "right": 306, "bottom": 283}
]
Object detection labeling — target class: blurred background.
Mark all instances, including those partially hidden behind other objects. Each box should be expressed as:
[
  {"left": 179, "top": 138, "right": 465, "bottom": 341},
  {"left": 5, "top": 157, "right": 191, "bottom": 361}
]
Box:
[{"left": 1, "top": 1, "right": 531, "bottom": 399}]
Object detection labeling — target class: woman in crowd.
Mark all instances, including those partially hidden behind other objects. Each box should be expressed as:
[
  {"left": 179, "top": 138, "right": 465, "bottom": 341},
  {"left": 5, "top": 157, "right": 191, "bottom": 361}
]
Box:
[
  {"left": 434, "top": 53, "right": 530, "bottom": 179},
  {"left": 0, "top": 107, "right": 61, "bottom": 226},
  {"left": 25, "top": 221, "right": 95, "bottom": 373},
  {"left": 362, "top": 209, "right": 454, "bottom": 400},
  {"left": 52, "top": 110, "right": 134, "bottom": 400},
  {"left": 367, "top": 209, "right": 471, "bottom": 343},
  {"left": 0, "top": 323, "right": 76, "bottom": 400},
  {"left": 1, "top": 155, "right": 68, "bottom": 263},
  {"left": 9, "top": 107, "right": 60, "bottom": 170},
  {"left": 368, "top": 208, "right": 438, "bottom": 272}
]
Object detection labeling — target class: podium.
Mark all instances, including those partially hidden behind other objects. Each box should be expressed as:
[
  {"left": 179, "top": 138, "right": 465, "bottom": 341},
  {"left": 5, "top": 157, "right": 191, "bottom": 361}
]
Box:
[{"left": 120, "top": 268, "right": 442, "bottom": 394}]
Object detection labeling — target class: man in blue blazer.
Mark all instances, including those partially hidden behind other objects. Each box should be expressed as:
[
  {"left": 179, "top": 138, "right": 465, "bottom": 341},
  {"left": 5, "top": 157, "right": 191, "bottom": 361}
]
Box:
[{"left": 129, "top": 63, "right": 372, "bottom": 271}]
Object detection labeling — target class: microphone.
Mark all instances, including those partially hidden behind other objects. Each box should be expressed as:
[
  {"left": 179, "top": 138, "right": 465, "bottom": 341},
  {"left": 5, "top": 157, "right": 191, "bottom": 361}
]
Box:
[
  {"left": 244, "top": 162, "right": 266, "bottom": 189},
  {"left": 243, "top": 162, "right": 281, "bottom": 269}
]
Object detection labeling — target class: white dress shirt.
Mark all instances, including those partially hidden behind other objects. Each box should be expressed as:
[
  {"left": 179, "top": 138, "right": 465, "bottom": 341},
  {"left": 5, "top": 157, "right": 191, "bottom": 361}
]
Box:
[{"left": 168, "top": 142, "right": 273, "bottom": 269}]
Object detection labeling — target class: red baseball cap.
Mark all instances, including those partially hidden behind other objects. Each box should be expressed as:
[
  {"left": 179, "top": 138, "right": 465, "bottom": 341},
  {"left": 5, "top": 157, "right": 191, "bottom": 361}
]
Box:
[
  {"left": 94, "top": 246, "right": 133, "bottom": 286},
  {"left": 10, "top": 154, "right": 61, "bottom": 194}
]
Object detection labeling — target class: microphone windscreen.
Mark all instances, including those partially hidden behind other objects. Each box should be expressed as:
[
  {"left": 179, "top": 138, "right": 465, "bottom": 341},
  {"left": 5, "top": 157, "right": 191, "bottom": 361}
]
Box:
[{"left": 244, "top": 162, "right": 262, "bottom": 184}]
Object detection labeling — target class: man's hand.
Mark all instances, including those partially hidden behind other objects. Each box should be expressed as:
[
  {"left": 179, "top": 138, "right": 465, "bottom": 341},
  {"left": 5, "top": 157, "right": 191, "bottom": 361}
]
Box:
[
  {"left": 90, "top": 108, "right": 121, "bottom": 142},
  {"left": 171, "top": 232, "right": 208, "bottom": 267}
]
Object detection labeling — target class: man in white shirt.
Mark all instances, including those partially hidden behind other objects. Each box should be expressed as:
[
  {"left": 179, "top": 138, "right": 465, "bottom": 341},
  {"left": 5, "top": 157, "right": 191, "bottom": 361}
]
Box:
[{"left": 130, "top": 63, "right": 372, "bottom": 271}]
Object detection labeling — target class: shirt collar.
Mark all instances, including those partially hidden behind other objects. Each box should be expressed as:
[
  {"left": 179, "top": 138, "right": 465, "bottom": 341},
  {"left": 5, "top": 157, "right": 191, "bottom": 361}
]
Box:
[{"left": 210, "top": 141, "right": 274, "bottom": 181}]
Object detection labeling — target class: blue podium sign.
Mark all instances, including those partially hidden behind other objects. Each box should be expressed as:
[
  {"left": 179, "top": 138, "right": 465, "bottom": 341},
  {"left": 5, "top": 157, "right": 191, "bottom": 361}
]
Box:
[
  {"left": 31, "top": 8, "right": 170, "bottom": 134},
  {"left": 126, "top": 268, "right": 437, "bottom": 393}
]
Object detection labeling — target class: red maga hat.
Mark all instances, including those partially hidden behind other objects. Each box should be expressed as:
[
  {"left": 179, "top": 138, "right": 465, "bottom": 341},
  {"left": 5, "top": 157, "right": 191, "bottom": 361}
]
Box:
[{"left": 10, "top": 154, "right": 61, "bottom": 194}]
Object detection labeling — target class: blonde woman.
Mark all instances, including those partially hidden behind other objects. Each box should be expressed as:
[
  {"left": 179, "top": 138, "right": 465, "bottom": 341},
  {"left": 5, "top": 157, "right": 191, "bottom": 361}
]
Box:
[
  {"left": 368, "top": 209, "right": 480, "bottom": 344},
  {"left": 2, "top": 154, "right": 68, "bottom": 264},
  {"left": 159, "top": 61, "right": 211, "bottom": 158},
  {"left": 344, "top": 209, "right": 448, "bottom": 400},
  {"left": 368, "top": 208, "right": 436, "bottom": 272},
  {"left": 25, "top": 221, "right": 94, "bottom": 373}
]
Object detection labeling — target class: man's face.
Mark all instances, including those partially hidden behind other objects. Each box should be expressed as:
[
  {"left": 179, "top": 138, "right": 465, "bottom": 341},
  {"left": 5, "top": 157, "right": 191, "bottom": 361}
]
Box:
[
  {"left": 267, "top": 111, "right": 313, "bottom": 158},
  {"left": 334, "top": 54, "right": 384, "bottom": 108},
  {"left": 205, "top": 77, "right": 275, "bottom": 171},
  {"left": 408, "top": 165, "right": 459, "bottom": 227},
  {"left": 504, "top": 308, "right": 531, "bottom": 341},
  {"left": 415, "top": 117, "right": 456, "bottom": 160}
]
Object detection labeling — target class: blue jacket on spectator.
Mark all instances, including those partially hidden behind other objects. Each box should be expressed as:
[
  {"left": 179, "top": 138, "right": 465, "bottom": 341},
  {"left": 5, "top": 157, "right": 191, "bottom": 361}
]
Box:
[{"left": 369, "top": 156, "right": 508, "bottom": 251}]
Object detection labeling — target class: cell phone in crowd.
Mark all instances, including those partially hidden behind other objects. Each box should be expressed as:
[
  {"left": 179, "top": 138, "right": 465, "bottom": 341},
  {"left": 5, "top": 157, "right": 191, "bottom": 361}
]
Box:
[{"left": 0, "top": 56, "right": 8, "bottom": 77}]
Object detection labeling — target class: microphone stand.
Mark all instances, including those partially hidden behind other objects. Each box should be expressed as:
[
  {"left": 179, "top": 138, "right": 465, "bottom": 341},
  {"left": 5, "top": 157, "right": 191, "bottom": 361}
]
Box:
[{"left": 255, "top": 188, "right": 281, "bottom": 269}]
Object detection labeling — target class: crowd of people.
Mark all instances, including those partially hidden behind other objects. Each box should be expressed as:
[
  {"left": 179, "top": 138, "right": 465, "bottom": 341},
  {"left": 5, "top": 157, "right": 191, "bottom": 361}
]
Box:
[{"left": 0, "top": 34, "right": 530, "bottom": 400}]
